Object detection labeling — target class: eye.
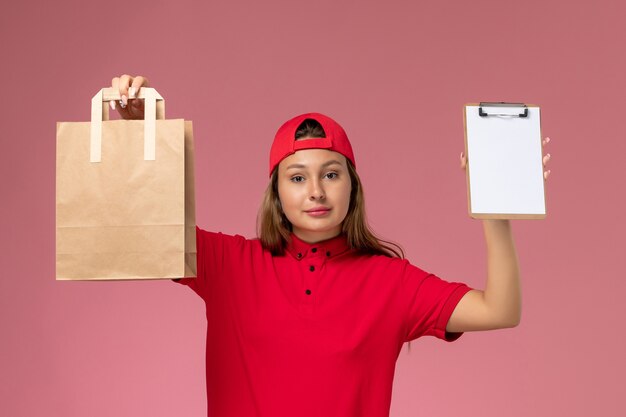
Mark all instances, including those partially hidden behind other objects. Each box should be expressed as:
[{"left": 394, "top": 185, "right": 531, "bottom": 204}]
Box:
[
  {"left": 324, "top": 172, "right": 338, "bottom": 180},
  {"left": 290, "top": 175, "right": 305, "bottom": 183}
]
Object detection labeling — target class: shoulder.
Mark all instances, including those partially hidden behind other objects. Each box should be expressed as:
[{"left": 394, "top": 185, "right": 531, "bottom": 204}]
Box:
[{"left": 348, "top": 251, "right": 431, "bottom": 281}]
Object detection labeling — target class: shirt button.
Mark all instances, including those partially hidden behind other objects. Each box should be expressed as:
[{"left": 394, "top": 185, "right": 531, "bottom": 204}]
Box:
[
  {"left": 297, "top": 253, "right": 302, "bottom": 259},
  {"left": 311, "top": 248, "right": 317, "bottom": 253},
  {"left": 309, "top": 265, "right": 315, "bottom": 272},
  {"left": 305, "top": 289, "right": 312, "bottom": 295}
]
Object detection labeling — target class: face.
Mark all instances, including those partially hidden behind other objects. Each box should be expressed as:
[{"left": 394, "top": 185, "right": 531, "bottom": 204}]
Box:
[{"left": 277, "top": 148, "right": 352, "bottom": 243}]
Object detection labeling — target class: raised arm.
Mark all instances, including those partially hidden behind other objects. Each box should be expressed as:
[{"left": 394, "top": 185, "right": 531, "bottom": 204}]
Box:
[
  {"left": 446, "top": 219, "right": 521, "bottom": 332},
  {"left": 446, "top": 138, "right": 551, "bottom": 332}
]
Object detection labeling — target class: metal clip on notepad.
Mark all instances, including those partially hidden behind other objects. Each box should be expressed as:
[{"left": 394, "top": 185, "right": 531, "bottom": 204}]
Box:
[{"left": 478, "top": 102, "right": 528, "bottom": 118}]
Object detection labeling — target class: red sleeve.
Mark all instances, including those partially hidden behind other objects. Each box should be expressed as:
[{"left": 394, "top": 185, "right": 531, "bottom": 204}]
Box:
[
  {"left": 403, "top": 265, "right": 472, "bottom": 342},
  {"left": 173, "top": 226, "right": 225, "bottom": 300}
]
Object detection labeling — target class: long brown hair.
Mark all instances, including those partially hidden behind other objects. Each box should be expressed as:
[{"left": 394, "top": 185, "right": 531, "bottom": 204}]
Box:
[{"left": 257, "top": 119, "right": 404, "bottom": 258}]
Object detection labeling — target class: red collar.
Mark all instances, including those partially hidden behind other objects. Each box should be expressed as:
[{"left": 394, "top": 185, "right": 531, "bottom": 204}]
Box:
[{"left": 285, "top": 233, "right": 350, "bottom": 260}]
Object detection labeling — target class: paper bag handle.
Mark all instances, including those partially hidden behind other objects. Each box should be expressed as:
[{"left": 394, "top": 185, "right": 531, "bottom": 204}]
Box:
[{"left": 90, "top": 87, "right": 165, "bottom": 163}]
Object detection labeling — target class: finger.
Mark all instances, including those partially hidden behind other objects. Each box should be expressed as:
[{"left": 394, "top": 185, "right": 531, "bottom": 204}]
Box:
[
  {"left": 129, "top": 76, "right": 148, "bottom": 111},
  {"left": 542, "top": 136, "right": 551, "bottom": 147},
  {"left": 129, "top": 76, "right": 149, "bottom": 99},
  {"left": 543, "top": 153, "right": 551, "bottom": 166},
  {"left": 544, "top": 170, "right": 551, "bottom": 181},
  {"left": 460, "top": 151, "right": 467, "bottom": 169},
  {"left": 118, "top": 74, "right": 133, "bottom": 105},
  {"left": 112, "top": 75, "right": 128, "bottom": 110}
]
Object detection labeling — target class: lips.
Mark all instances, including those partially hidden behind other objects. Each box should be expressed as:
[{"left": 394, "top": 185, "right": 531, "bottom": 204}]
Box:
[{"left": 305, "top": 206, "right": 331, "bottom": 216}]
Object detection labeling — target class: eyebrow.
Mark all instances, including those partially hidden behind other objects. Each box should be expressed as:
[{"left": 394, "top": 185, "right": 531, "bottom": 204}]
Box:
[{"left": 285, "top": 160, "right": 344, "bottom": 170}]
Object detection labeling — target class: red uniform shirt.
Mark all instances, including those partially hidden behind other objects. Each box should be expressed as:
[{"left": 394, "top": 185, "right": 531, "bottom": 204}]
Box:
[{"left": 177, "top": 227, "right": 471, "bottom": 417}]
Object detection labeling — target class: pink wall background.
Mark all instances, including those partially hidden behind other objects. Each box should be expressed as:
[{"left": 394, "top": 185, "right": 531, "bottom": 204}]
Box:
[{"left": 2, "top": 0, "right": 625, "bottom": 416}]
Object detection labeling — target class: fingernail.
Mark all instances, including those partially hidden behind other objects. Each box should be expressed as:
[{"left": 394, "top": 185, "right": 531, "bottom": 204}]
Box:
[
  {"left": 546, "top": 137, "right": 551, "bottom": 143},
  {"left": 120, "top": 99, "right": 127, "bottom": 109},
  {"left": 129, "top": 87, "right": 136, "bottom": 98},
  {"left": 110, "top": 101, "right": 116, "bottom": 110},
  {"left": 122, "top": 95, "right": 128, "bottom": 105},
  {"left": 547, "top": 153, "right": 551, "bottom": 158}
]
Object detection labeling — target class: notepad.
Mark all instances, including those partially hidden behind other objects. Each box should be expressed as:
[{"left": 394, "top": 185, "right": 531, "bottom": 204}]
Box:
[{"left": 463, "top": 103, "right": 546, "bottom": 219}]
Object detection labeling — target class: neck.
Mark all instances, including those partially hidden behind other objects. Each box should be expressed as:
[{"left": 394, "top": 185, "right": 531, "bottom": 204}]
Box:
[{"left": 292, "top": 228, "right": 342, "bottom": 244}]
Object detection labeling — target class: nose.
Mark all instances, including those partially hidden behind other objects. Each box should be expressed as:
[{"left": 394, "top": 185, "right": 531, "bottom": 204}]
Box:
[{"left": 308, "top": 178, "right": 325, "bottom": 200}]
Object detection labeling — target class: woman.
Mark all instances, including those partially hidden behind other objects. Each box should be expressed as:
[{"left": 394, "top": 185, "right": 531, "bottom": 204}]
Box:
[{"left": 110, "top": 74, "right": 551, "bottom": 417}]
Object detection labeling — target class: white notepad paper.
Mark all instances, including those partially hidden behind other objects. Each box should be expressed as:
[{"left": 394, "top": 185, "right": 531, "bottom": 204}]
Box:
[{"left": 464, "top": 104, "right": 546, "bottom": 219}]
